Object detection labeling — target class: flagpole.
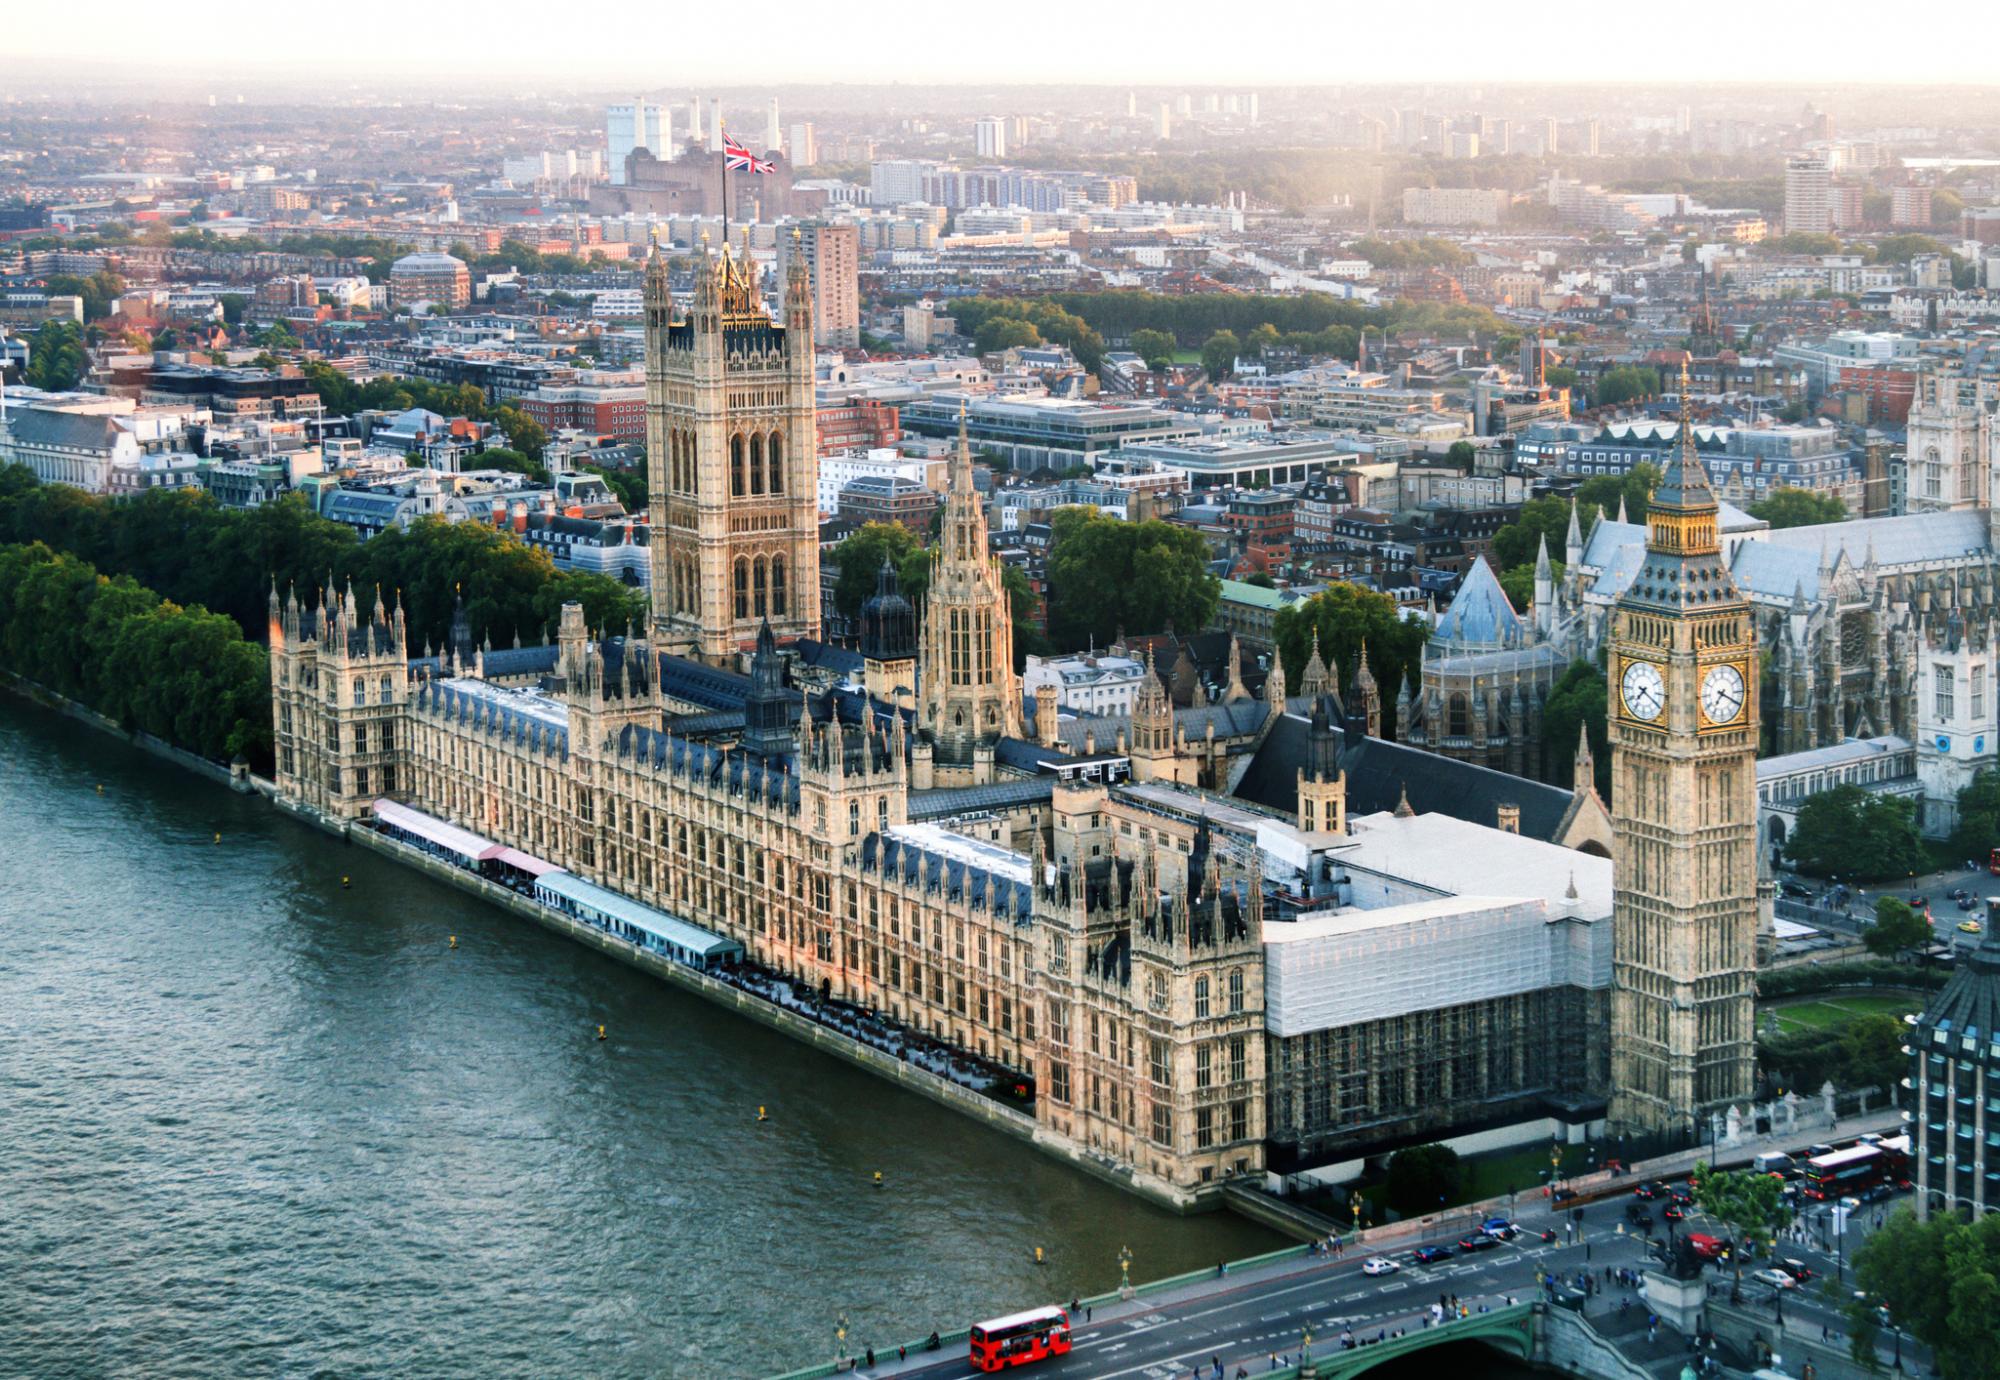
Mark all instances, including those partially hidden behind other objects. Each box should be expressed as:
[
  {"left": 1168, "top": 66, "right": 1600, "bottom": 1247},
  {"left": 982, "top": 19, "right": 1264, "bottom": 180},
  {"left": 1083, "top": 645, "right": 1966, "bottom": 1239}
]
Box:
[{"left": 719, "top": 119, "right": 729, "bottom": 250}]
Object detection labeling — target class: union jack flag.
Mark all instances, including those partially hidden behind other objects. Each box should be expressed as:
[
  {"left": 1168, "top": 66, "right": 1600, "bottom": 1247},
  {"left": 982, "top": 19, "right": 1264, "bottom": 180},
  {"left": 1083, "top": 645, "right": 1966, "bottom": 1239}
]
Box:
[{"left": 723, "top": 137, "right": 774, "bottom": 175}]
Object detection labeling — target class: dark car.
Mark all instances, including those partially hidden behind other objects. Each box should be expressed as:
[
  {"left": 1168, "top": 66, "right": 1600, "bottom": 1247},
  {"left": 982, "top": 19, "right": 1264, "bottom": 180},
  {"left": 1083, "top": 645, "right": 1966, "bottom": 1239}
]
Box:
[
  {"left": 1458, "top": 1234, "right": 1501, "bottom": 1253},
  {"left": 1777, "top": 1259, "right": 1815, "bottom": 1283},
  {"left": 1632, "top": 1183, "right": 1659, "bottom": 1200},
  {"left": 1663, "top": 1204, "right": 1686, "bottom": 1222},
  {"left": 1669, "top": 1190, "right": 1694, "bottom": 1207},
  {"left": 1779, "top": 880, "right": 1814, "bottom": 899},
  {"left": 1625, "top": 1203, "right": 1654, "bottom": 1226},
  {"left": 1411, "top": 1245, "right": 1453, "bottom": 1264}
]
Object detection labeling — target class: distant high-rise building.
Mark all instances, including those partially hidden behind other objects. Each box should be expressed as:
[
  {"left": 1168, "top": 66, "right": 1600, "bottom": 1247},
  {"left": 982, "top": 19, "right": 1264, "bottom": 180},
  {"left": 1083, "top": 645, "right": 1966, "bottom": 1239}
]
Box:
[
  {"left": 710, "top": 102, "right": 726, "bottom": 153},
  {"left": 691, "top": 95, "right": 705, "bottom": 147},
  {"left": 974, "top": 116, "right": 1007, "bottom": 160},
  {"left": 1125, "top": 91, "right": 1136, "bottom": 118},
  {"left": 766, "top": 99, "right": 783, "bottom": 154},
  {"left": 1538, "top": 117, "right": 1559, "bottom": 157},
  {"left": 1176, "top": 93, "right": 1192, "bottom": 117},
  {"left": 1581, "top": 118, "right": 1600, "bottom": 156},
  {"left": 788, "top": 123, "right": 819, "bottom": 169},
  {"left": 1247, "top": 92, "right": 1260, "bottom": 125},
  {"left": 1157, "top": 103, "right": 1173, "bottom": 141},
  {"left": 778, "top": 221, "right": 861, "bottom": 349},
  {"left": 1830, "top": 182, "right": 1865, "bottom": 230},
  {"left": 606, "top": 99, "right": 673, "bottom": 186},
  {"left": 1784, "top": 153, "right": 1833, "bottom": 234},
  {"left": 1450, "top": 131, "right": 1480, "bottom": 160},
  {"left": 1892, "top": 185, "right": 1933, "bottom": 228}
]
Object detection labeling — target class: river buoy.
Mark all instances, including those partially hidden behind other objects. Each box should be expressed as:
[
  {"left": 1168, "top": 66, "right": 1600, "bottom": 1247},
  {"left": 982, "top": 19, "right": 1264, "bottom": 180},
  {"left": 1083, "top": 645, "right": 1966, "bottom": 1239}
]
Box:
[
  {"left": 341, "top": 876, "right": 351, "bottom": 889},
  {"left": 596, "top": 1024, "right": 606, "bottom": 1041},
  {"left": 213, "top": 832, "right": 221, "bottom": 844},
  {"left": 873, "top": 1170, "right": 884, "bottom": 1188},
  {"left": 757, "top": 1105, "right": 768, "bottom": 1122},
  {"left": 1034, "top": 1246, "right": 1045, "bottom": 1265},
  {"left": 448, "top": 935, "right": 456, "bottom": 948},
  {"left": 96, "top": 784, "right": 104, "bottom": 795}
]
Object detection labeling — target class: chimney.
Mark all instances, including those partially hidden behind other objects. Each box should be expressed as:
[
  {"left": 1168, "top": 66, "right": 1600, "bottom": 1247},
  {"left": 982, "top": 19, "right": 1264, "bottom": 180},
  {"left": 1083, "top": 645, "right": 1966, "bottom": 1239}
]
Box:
[
  {"left": 512, "top": 500, "right": 528, "bottom": 534},
  {"left": 1496, "top": 803, "right": 1521, "bottom": 835},
  {"left": 491, "top": 499, "right": 507, "bottom": 527}
]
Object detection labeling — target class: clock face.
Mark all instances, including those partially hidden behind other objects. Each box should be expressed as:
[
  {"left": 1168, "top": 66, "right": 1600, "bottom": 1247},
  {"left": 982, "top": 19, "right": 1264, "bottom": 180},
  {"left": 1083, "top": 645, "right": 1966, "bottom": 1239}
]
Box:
[
  {"left": 1621, "top": 660, "right": 1665, "bottom": 721},
  {"left": 1700, "top": 663, "right": 1746, "bottom": 725}
]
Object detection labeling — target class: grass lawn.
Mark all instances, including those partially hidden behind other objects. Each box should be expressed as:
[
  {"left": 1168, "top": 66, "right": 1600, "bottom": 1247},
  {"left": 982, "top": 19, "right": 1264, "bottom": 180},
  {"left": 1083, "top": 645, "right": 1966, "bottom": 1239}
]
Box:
[
  {"left": 1170, "top": 348, "right": 1203, "bottom": 364},
  {"left": 1769, "top": 994, "right": 1918, "bottom": 1035}
]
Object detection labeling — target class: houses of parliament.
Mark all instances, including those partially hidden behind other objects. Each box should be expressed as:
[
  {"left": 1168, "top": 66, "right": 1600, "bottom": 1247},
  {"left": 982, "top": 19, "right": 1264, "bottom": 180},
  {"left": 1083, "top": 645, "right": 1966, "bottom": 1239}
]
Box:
[{"left": 270, "top": 249, "right": 1758, "bottom": 1204}]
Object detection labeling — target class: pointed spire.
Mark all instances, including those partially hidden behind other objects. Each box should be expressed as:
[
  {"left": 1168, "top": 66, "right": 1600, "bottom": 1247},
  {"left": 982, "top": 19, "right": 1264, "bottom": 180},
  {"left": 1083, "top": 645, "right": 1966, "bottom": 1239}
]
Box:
[
  {"left": 1394, "top": 784, "right": 1415, "bottom": 817},
  {"left": 1616, "top": 492, "right": 1628, "bottom": 524},
  {"left": 1565, "top": 495, "right": 1583, "bottom": 556},
  {"left": 1534, "top": 531, "right": 1553, "bottom": 581},
  {"left": 1299, "top": 626, "right": 1331, "bottom": 699}
]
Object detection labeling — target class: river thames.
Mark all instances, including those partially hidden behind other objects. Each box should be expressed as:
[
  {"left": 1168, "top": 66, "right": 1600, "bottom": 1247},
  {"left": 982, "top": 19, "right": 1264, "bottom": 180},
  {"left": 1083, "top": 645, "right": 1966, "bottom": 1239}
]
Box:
[{"left": 0, "top": 698, "right": 1282, "bottom": 1378}]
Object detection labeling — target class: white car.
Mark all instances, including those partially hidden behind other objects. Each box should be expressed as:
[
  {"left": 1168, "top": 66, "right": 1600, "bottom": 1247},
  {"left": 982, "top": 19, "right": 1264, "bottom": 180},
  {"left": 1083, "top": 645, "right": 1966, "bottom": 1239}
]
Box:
[
  {"left": 1749, "top": 1268, "right": 1798, "bottom": 1290},
  {"left": 1362, "top": 1256, "right": 1400, "bottom": 1277}
]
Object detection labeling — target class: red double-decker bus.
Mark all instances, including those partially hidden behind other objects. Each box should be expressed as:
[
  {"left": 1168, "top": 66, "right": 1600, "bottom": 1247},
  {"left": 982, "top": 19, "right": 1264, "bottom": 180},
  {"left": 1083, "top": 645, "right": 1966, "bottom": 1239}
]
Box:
[
  {"left": 1800, "top": 1138, "right": 1910, "bottom": 1201},
  {"left": 969, "top": 1305, "right": 1072, "bottom": 1372}
]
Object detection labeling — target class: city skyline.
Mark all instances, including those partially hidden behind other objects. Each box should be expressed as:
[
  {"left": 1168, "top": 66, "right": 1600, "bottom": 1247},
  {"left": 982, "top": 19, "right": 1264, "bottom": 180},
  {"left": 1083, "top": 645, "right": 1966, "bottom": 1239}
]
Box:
[{"left": 8, "top": 0, "right": 2000, "bottom": 88}]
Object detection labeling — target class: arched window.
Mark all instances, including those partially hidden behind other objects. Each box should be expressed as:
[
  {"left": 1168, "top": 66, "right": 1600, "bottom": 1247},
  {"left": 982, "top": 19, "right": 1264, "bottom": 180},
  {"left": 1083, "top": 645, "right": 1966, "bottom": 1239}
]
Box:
[
  {"left": 767, "top": 432, "right": 784, "bottom": 493},
  {"left": 771, "top": 555, "right": 787, "bottom": 615},
  {"left": 1448, "top": 693, "right": 1471, "bottom": 737},
  {"left": 734, "top": 559, "right": 749, "bottom": 619},
  {"left": 1194, "top": 976, "right": 1211, "bottom": 1018},
  {"left": 749, "top": 434, "right": 765, "bottom": 495},
  {"left": 730, "top": 434, "right": 745, "bottom": 497},
  {"left": 753, "top": 556, "right": 768, "bottom": 618},
  {"left": 1228, "top": 967, "right": 1245, "bottom": 1013}
]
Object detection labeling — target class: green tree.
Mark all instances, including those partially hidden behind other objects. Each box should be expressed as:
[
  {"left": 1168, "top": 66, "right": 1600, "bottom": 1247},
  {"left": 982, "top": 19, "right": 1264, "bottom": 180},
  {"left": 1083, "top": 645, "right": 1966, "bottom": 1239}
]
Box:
[
  {"left": 493, "top": 404, "right": 548, "bottom": 460},
  {"left": 1850, "top": 1206, "right": 2000, "bottom": 1380},
  {"left": 1129, "top": 328, "right": 1177, "bottom": 370},
  {"left": 1545, "top": 366, "right": 1579, "bottom": 390},
  {"left": 473, "top": 446, "right": 547, "bottom": 483},
  {"left": 1271, "top": 583, "right": 1428, "bottom": 739},
  {"left": 1575, "top": 462, "right": 1659, "bottom": 525},
  {"left": 831, "top": 522, "right": 923, "bottom": 623},
  {"left": 1499, "top": 559, "right": 1561, "bottom": 614},
  {"left": 1045, "top": 508, "right": 1220, "bottom": 653},
  {"left": 974, "top": 317, "right": 1040, "bottom": 355},
  {"left": 1594, "top": 366, "right": 1662, "bottom": 407},
  {"left": 1749, "top": 487, "right": 1849, "bottom": 529},
  {"left": 1003, "top": 562, "right": 1051, "bottom": 665},
  {"left": 1201, "top": 330, "right": 1241, "bottom": 381},
  {"left": 1839, "top": 1012, "right": 1909, "bottom": 1091},
  {"left": 21, "top": 321, "right": 88, "bottom": 391},
  {"left": 1873, "top": 233, "right": 1945, "bottom": 264},
  {"left": 1542, "top": 658, "right": 1610, "bottom": 795},
  {"left": 1951, "top": 768, "right": 2000, "bottom": 863},
  {"left": 1862, "top": 897, "right": 1930, "bottom": 958},
  {"left": 1690, "top": 1162, "right": 1792, "bottom": 1288},
  {"left": 1786, "top": 783, "right": 1928, "bottom": 880},
  {"left": 1492, "top": 496, "right": 1591, "bottom": 573},
  {"left": 1445, "top": 440, "right": 1476, "bottom": 471},
  {"left": 1385, "top": 1143, "right": 1463, "bottom": 1217},
  {"left": 218, "top": 293, "right": 248, "bottom": 325}
]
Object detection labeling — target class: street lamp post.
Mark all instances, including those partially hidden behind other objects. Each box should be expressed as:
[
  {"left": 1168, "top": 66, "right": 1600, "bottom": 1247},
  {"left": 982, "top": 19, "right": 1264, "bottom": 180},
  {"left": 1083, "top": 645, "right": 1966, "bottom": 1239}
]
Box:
[
  {"left": 835, "top": 1313, "right": 849, "bottom": 1371},
  {"left": 1118, "top": 1244, "right": 1134, "bottom": 1301}
]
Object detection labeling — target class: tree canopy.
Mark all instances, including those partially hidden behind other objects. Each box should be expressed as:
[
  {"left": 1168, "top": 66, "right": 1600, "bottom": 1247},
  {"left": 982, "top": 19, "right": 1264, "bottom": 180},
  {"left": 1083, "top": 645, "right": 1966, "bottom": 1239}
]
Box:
[
  {"left": 1948, "top": 768, "right": 2000, "bottom": 864},
  {"left": 1749, "top": 487, "right": 1849, "bottom": 529},
  {"left": 1129, "top": 328, "right": 1177, "bottom": 370},
  {"left": 831, "top": 522, "right": 925, "bottom": 623},
  {"left": 1270, "top": 583, "right": 1428, "bottom": 738},
  {"left": 1851, "top": 1206, "right": 2000, "bottom": 1380},
  {"left": 20, "top": 320, "right": 88, "bottom": 392},
  {"left": 1690, "top": 1162, "right": 1792, "bottom": 1285},
  {"left": 1044, "top": 508, "right": 1220, "bottom": 652},
  {"left": 1385, "top": 1143, "right": 1464, "bottom": 1216},
  {"left": 1785, "top": 783, "right": 1928, "bottom": 880},
  {"left": 1541, "top": 658, "right": 1611, "bottom": 796},
  {"left": 1594, "top": 366, "right": 1662, "bottom": 407},
  {"left": 1201, "top": 330, "right": 1241, "bottom": 381},
  {"left": 1575, "top": 462, "right": 1659, "bottom": 525},
  {"left": 0, "top": 542, "right": 272, "bottom": 767},
  {"left": 1863, "top": 897, "right": 1930, "bottom": 958}
]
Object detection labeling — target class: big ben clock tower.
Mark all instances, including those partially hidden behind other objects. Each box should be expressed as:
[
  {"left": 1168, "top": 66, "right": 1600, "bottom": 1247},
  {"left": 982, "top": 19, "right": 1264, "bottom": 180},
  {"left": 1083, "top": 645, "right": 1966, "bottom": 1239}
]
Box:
[{"left": 1608, "top": 365, "right": 1759, "bottom": 1137}]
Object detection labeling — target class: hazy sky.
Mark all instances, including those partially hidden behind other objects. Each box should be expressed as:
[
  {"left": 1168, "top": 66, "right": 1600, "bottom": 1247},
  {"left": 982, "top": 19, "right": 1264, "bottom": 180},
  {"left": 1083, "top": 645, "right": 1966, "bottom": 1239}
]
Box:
[{"left": 7, "top": 0, "right": 1994, "bottom": 88}]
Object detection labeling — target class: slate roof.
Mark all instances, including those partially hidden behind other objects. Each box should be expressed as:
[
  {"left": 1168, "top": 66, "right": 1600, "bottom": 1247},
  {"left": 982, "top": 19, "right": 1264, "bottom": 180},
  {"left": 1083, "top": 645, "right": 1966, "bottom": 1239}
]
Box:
[
  {"left": 858, "top": 829, "right": 1035, "bottom": 924},
  {"left": 1918, "top": 914, "right": 2000, "bottom": 1041},
  {"left": 1432, "top": 555, "right": 1523, "bottom": 648},
  {"left": 1233, "top": 712, "right": 1579, "bottom": 842},
  {"left": 5, "top": 407, "right": 124, "bottom": 451},
  {"left": 1760, "top": 509, "right": 1990, "bottom": 569},
  {"left": 908, "top": 778, "right": 1056, "bottom": 820}
]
